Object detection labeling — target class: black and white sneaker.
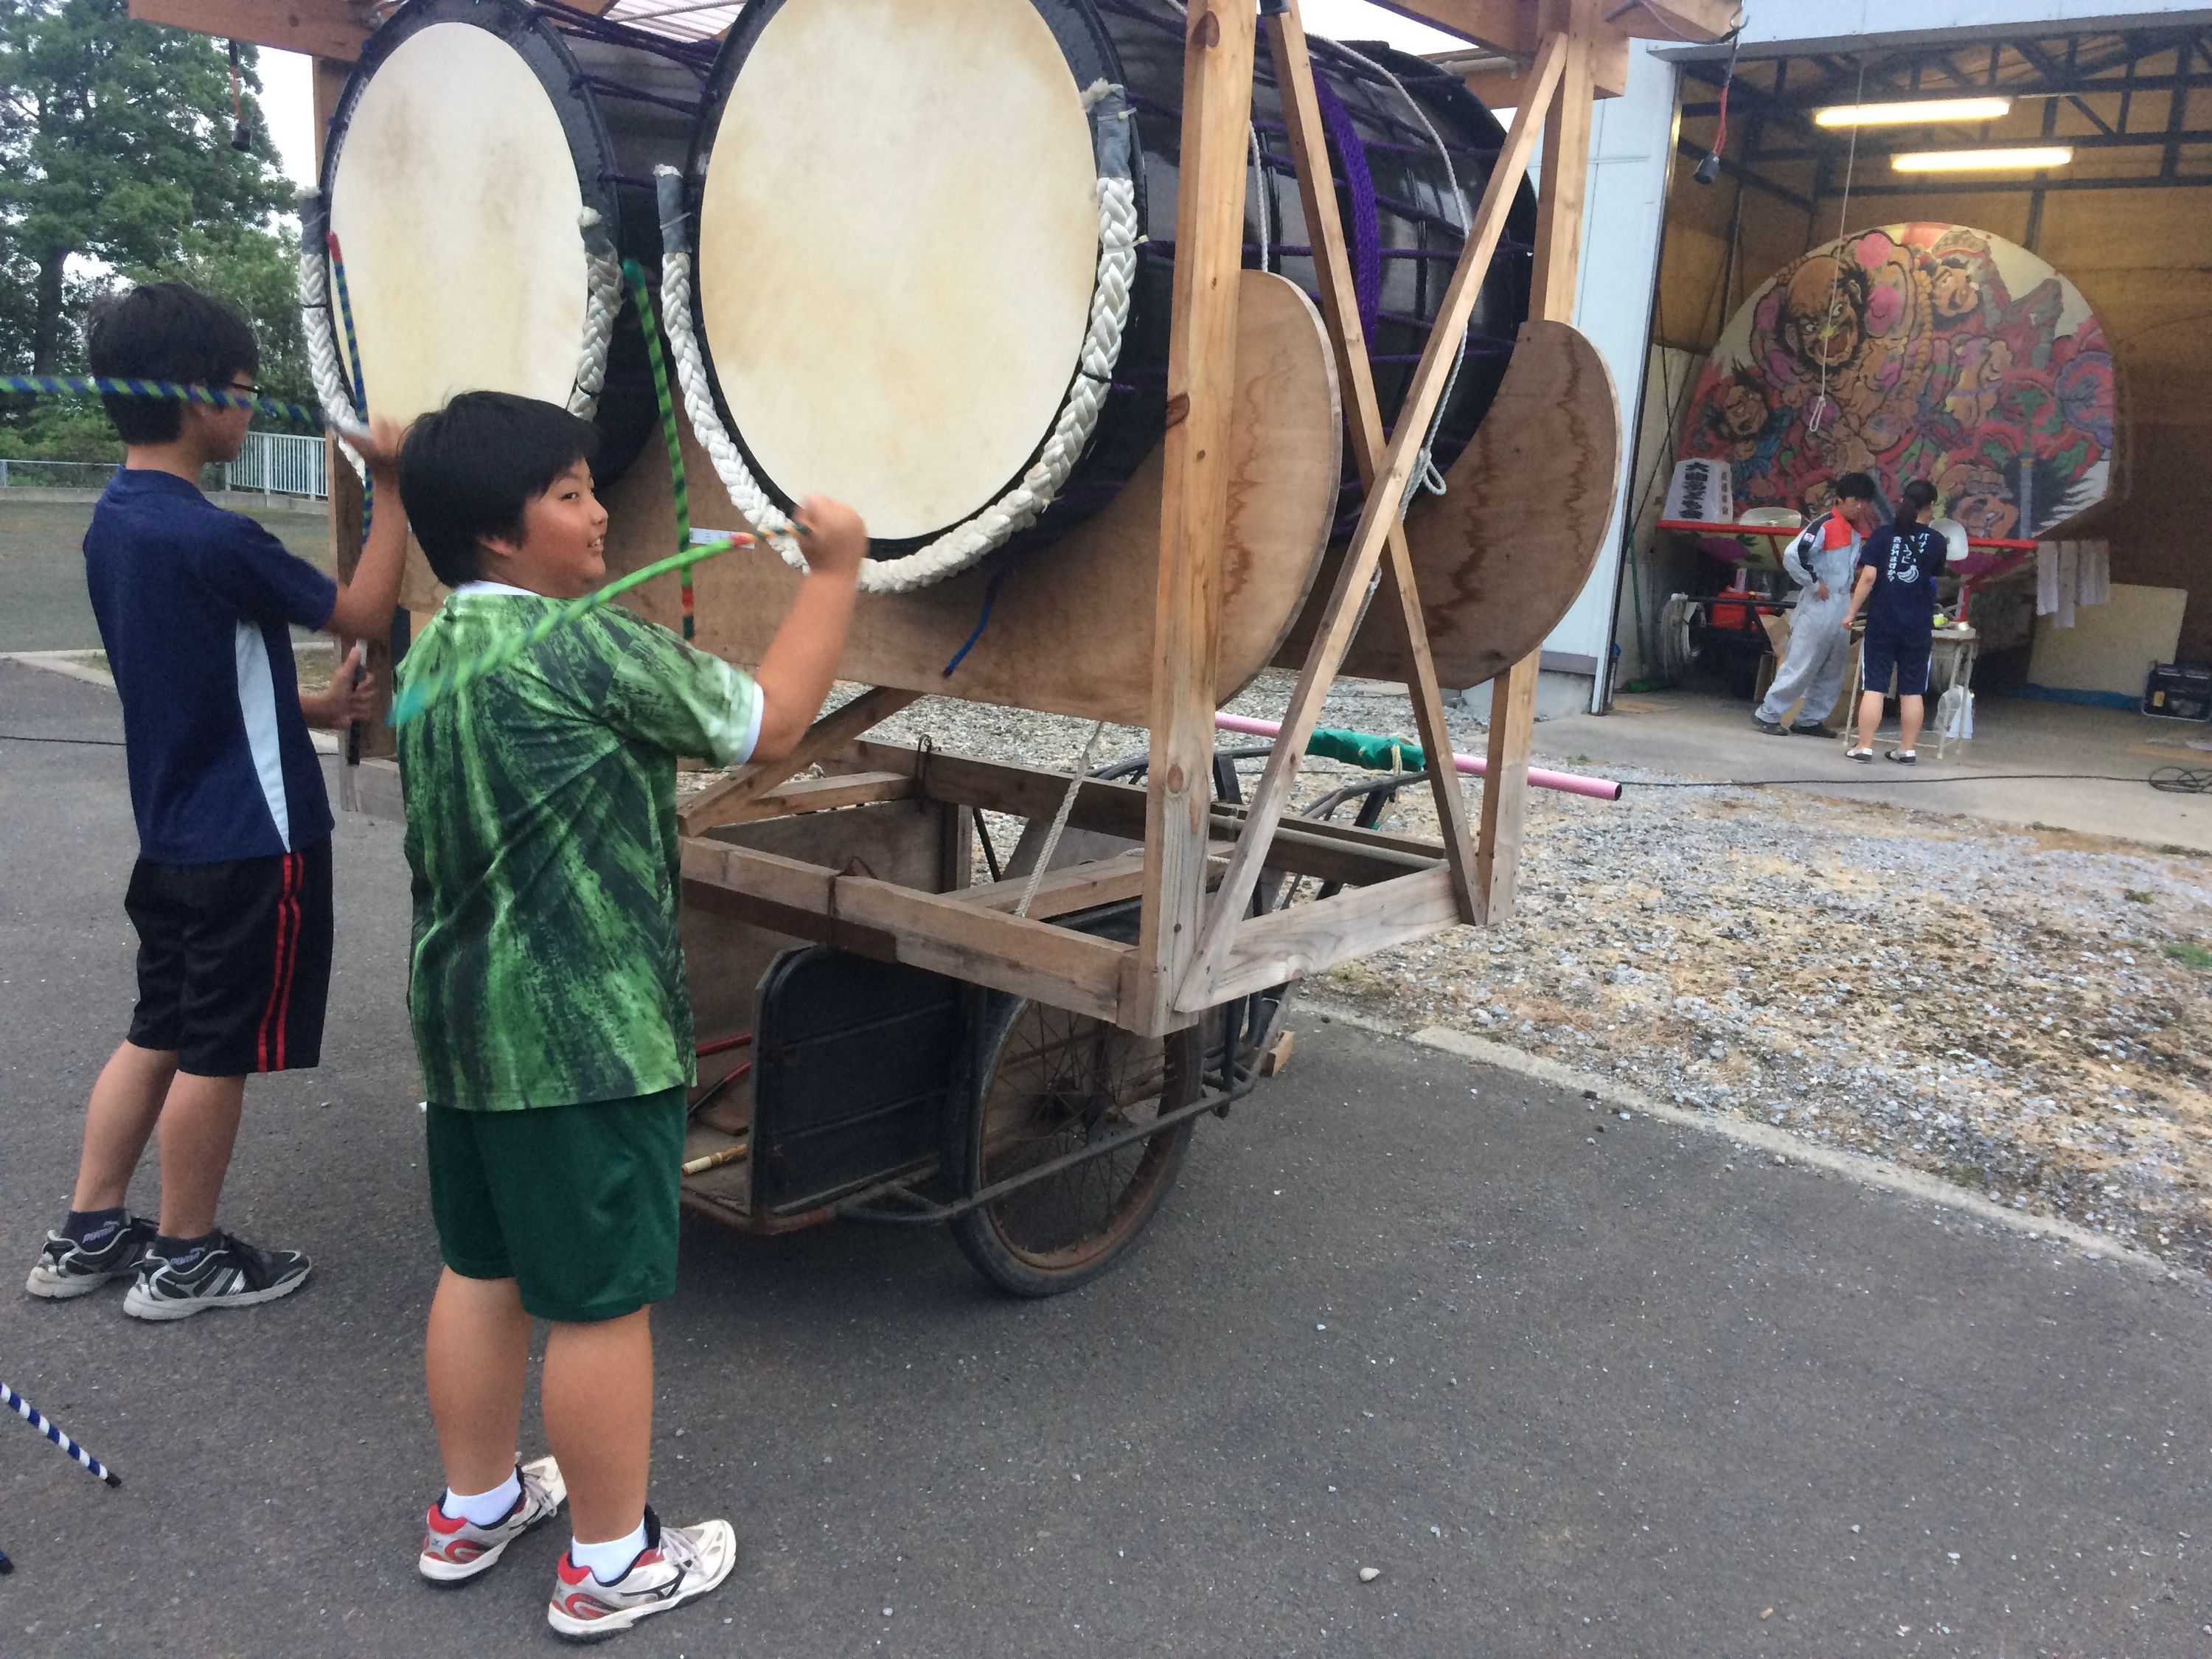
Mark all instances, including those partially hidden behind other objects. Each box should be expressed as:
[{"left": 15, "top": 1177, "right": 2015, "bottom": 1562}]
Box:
[
  {"left": 122, "top": 1231, "right": 311, "bottom": 1321},
  {"left": 26, "top": 1213, "right": 156, "bottom": 1300}
]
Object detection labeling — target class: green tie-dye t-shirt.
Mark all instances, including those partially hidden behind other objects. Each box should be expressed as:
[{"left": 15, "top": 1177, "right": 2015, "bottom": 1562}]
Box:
[{"left": 396, "top": 590, "right": 761, "bottom": 1111}]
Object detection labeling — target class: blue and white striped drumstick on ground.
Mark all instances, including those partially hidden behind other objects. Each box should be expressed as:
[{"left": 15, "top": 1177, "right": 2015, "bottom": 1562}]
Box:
[{"left": 1, "top": 1377, "right": 122, "bottom": 1488}]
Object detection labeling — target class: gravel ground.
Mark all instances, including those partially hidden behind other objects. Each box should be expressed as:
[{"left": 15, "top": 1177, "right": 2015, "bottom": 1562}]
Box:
[{"left": 710, "top": 674, "right": 2212, "bottom": 1272}]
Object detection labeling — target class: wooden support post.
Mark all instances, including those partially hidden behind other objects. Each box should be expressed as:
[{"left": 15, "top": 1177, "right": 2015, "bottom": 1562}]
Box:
[
  {"left": 1477, "top": 3, "right": 1593, "bottom": 925},
  {"left": 1264, "top": 1, "right": 1479, "bottom": 927},
  {"left": 679, "top": 686, "right": 918, "bottom": 837},
  {"left": 1178, "top": 31, "right": 1566, "bottom": 1013},
  {"left": 1133, "top": 0, "right": 1258, "bottom": 1037}
]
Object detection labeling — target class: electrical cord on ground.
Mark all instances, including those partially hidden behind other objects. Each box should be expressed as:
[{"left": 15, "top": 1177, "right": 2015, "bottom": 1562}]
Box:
[{"left": 0, "top": 733, "right": 127, "bottom": 747}]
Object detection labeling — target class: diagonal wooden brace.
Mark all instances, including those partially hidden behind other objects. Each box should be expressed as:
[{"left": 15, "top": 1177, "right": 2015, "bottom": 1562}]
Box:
[
  {"left": 679, "top": 684, "right": 919, "bottom": 838},
  {"left": 1262, "top": 0, "right": 1481, "bottom": 927},
  {"left": 1178, "top": 28, "right": 1568, "bottom": 1010}
]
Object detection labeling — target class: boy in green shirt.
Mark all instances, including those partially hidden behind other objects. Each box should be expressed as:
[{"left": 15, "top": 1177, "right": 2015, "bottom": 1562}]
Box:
[{"left": 392, "top": 392, "right": 863, "bottom": 1639}]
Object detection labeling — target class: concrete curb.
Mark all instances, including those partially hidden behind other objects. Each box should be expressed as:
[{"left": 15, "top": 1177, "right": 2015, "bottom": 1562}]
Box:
[
  {"left": 4, "top": 650, "right": 341, "bottom": 756},
  {"left": 1301, "top": 994, "right": 2186, "bottom": 1280}
]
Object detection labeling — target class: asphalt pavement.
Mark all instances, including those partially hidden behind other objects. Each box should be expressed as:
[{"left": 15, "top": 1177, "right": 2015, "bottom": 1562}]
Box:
[{"left": 3, "top": 659, "right": 2209, "bottom": 1659}]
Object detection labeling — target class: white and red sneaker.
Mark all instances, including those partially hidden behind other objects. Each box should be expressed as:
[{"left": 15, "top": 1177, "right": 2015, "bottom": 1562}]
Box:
[
  {"left": 418, "top": 1455, "right": 566, "bottom": 1584},
  {"left": 546, "top": 1507, "right": 737, "bottom": 1639}
]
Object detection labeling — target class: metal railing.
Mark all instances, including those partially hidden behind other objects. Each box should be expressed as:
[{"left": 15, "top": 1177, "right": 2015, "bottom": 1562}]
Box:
[{"left": 224, "top": 431, "right": 327, "bottom": 499}]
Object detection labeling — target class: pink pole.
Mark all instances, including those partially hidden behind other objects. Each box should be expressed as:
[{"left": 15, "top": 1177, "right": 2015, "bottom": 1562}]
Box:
[{"left": 1212, "top": 712, "right": 1624, "bottom": 802}]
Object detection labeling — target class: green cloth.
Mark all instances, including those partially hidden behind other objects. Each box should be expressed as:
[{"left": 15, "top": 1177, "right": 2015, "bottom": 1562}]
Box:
[
  {"left": 424, "top": 1088, "right": 686, "bottom": 1323},
  {"left": 396, "top": 591, "right": 760, "bottom": 1111},
  {"left": 1307, "top": 726, "right": 1426, "bottom": 773}
]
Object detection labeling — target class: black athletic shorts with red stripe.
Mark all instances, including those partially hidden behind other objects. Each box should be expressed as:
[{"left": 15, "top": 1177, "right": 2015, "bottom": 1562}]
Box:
[{"left": 123, "top": 837, "right": 333, "bottom": 1077}]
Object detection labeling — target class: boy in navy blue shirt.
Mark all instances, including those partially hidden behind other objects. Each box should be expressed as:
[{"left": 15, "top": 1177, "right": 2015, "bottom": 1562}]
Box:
[{"left": 25, "top": 282, "right": 406, "bottom": 1319}]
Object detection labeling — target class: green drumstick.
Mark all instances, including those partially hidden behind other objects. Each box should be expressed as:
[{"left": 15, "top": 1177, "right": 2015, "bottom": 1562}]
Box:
[{"left": 387, "top": 535, "right": 754, "bottom": 727}]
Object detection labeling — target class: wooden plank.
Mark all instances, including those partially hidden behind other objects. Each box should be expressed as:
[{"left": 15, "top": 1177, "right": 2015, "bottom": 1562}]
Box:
[
  {"left": 131, "top": 0, "right": 369, "bottom": 60},
  {"left": 680, "top": 833, "right": 1127, "bottom": 1023},
  {"left": 1454, "top": 23, "right": 1627, "bottom": 103},
  {"left": 1370, "top": 0, "right": 1531, "bottom": 52},
  {"left": 950, "top": 849, "right": 1151, "bottom": 916},
  {"left": 1602, "top": 0, "right": 1735, "bottom": 41},
  {"left": 1288, "top": 321, "right": 1619, "bottom": 686},
  {"left": 1267, "top": 1, "right": 1479, "bottom": 926},
  {"left": 1478, "top": 10, "right": 1594, "bottom": 925},
  {"left": 1178, "top": 866, "right": 1461, "bottom": 1012},
  {"left": 1131, "top": 0, "right": 1261, "bottom": 1039},
  {"left": 824, "top": 879, "right": 1127, "bottom": 1025},
  {"left": 949, "top": 844, "right": 1231, "bottom": 922},
  {"left": 678, "top": 686, "right": 918, "bottom": 836},
  {"left": 1180, "top": 31, "right": 1567, "bottom": 1011},
  {"left": 600, "top": 272, "right": 1338, "bottom": 727},
  {"left": 708, "top": 771, "right": 915, "bottom": 826}
]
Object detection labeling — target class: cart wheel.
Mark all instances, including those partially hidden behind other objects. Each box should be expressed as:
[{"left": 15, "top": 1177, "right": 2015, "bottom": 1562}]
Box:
[{"left": 947, "top": 997, "right": 1200, "bottom": 1298}]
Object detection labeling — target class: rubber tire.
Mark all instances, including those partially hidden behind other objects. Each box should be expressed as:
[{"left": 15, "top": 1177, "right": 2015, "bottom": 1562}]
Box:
[{"left": 945, "top": 994, "right": 1199, "bottom": 1298}]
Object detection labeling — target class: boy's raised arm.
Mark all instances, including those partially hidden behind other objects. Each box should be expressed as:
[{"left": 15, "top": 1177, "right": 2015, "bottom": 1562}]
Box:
[
  {"left": 327, "top": 417, "right": 410, "bottom": 641},
  {"left": 748, "top": 495, "right": 867, "bottom": 761}
]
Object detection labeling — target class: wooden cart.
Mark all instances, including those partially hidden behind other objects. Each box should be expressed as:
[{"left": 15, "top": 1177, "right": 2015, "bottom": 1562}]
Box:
[{"left": 150, "top": 0, "right": 1733, "bottom": 1293}]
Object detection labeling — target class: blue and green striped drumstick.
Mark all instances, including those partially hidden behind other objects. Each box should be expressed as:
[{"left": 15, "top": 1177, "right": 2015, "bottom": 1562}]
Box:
[{"left": 0, "top": 372, "right": 321, "bottom": 426}]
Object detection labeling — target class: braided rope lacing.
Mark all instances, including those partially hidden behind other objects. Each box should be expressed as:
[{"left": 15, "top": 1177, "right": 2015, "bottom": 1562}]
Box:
[
  {"left": 653, "top": 80, "right": 1138, "bottom": 594},
  {"left": 298, "top": 195, "right": 621, "bottom": 444},
  {"left": 569, "top": 206, "right": 624, "bottom": 419},
  {"left": 296, "top": 203, "right": 372, "bottom": 470}
]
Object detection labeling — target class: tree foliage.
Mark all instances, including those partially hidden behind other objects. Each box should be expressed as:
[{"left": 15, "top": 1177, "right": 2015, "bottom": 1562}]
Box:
[{"left": 1, "top": 0, "right": 305, "bottom": 456}]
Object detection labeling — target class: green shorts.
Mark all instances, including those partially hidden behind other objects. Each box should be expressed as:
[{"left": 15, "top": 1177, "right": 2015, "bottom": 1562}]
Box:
[{"left": 425, "top": 1088, "right": 687, "bottom": 1324}]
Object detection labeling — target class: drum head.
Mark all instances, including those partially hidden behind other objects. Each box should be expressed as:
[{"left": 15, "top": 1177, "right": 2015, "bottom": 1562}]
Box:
[
  {"left": 327, "top": 19, "right": 590, "bottom": 424},
  {"left": 697, "top": 0, "right": 1104, "bottom": 543}
]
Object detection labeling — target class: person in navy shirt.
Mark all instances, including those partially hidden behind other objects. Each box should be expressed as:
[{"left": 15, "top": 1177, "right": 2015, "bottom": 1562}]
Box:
[
  {"left": 25, "top": 282, "right": 407, "bottom": 1320},
  {"left": 1844, "top": 476, "right": 1947, "bottom": 764}
]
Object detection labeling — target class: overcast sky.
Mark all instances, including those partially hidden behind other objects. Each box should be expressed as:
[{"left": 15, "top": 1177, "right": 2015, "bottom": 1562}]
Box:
[{"left": 252, "top": 0, "right": 1468, "bottom": 187}]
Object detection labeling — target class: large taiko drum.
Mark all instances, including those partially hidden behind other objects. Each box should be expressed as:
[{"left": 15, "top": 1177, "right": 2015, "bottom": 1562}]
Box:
[
  {"left": 678, "top": 0, "right": 1535, "bottom": 569},
  {"left": 312, "top": 0, "right": 707, "bottom": 487}
]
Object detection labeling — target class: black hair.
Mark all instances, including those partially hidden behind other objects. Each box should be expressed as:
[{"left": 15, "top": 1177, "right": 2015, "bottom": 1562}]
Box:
[
  {"left": 398, "top": 392, "right": 600, "bottom": 588},
  {"left": 1833, "top": 471, "right": 1877, "bottom": 504},
  {"left": 84, "top": 282, "right": 259, "bottom": 445},
  {"left": 1894, "top": 477, "right": 1938, "bottom": 530}
]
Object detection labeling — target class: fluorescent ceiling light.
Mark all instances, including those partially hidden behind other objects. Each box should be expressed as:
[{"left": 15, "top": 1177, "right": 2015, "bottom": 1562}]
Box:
[
  {"left": 1891, "top": 145, "right": 2073, "bottom": 173},
  {"left": 1815, "top": 97, "right": 2012, "bottom": 127}
]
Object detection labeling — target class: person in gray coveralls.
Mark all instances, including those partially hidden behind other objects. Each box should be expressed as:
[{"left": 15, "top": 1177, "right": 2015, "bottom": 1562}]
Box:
[{"left": 1752, "top": 471, "right": 1877, "bottom": 737}]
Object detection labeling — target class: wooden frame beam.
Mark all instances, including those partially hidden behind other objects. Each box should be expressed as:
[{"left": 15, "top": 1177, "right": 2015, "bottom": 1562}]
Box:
[
  {"left": 679, "top": 686, "right": 917, "bottom": 837},
  {"left": 1135, "top": 0, "right": 1260, "bottom": 1036},
  {"left": 1477, "top": 0, "right": 1593, "bottom": 926},
  {"left": 1175, "top": 29, "right": 1567, "bottom": 1017},
  {"left": 1265, "top": 1, "right": 1481, "bottom": 931},
  {"left": 128, "top": 0, "right": 373, "bottom": 61}
]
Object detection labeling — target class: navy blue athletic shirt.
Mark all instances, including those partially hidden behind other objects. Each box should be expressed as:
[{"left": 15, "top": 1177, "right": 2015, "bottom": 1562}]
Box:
[
  {"left": 1857, "top": 523, "right": 1947, "bottom": 639},
  {"left": 83, "top": 470, "right": 339, "bottom": 863}
]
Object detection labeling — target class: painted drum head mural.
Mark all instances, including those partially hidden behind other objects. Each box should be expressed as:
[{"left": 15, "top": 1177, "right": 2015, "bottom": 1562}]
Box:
[{"left": 1680, "top": 223, "right": 2115, "bottom": 540}]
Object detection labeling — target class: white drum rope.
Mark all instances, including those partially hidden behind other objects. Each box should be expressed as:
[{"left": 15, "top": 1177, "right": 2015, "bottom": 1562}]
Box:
[
  {"left": 1325, "top": 42, "right": 1472, "bottom": 510},
  {"left": 297, "top": 196, "right": 614, "bottom": 441},
  {"left": 294, "top": 209, "right": 372, "bottom": 465},
  {"left": 653, "top": 79, "right": 1138, "bottom": 594},
  {"left": 569, "top": 207, "right": 625, "bottom": 420}
]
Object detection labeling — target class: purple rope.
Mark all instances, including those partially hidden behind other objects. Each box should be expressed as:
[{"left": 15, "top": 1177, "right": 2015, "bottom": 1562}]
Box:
[{"left": 1311, "top": 73, "right": 1381, "bottom": 347}]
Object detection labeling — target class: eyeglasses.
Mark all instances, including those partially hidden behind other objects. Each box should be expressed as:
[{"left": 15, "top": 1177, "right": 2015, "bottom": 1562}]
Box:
[{"left": 226, "top": 380, "right": 263, "bottom": 398}]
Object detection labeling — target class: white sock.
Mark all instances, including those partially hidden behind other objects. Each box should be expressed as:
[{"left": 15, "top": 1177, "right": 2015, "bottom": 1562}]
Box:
[
  {"left": 441, "top": 1469, "right": 521, "bottom": 1528},
  {"left": 571, "top": 1517, "right": 648, "bottom": 1583}
]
